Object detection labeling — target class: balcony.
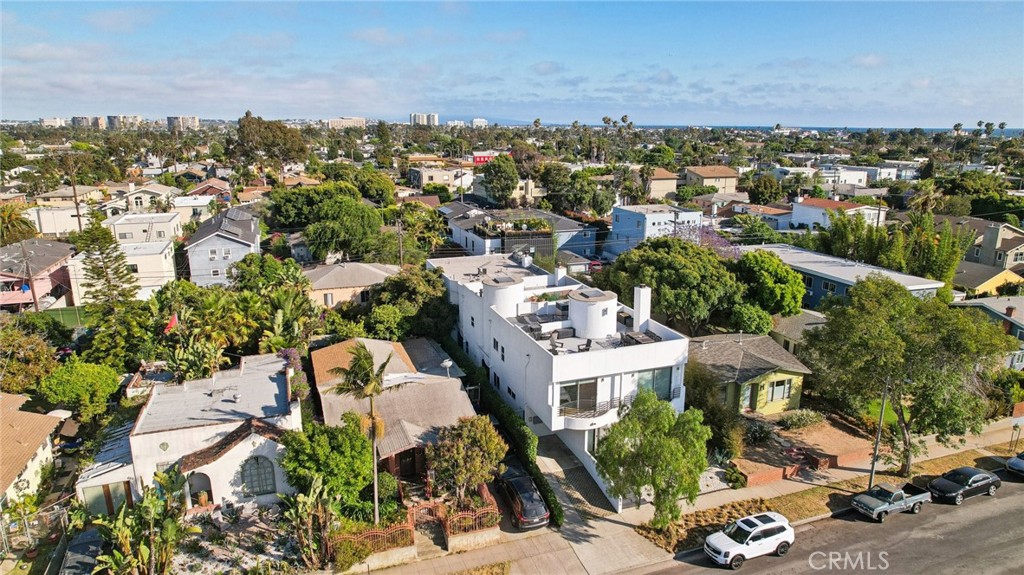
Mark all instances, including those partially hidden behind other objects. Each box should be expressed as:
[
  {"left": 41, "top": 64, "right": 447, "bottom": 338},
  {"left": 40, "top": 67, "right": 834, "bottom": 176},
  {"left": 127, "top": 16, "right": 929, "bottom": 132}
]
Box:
[{"left": 557, "top": 386, "right": 683, "bottom": 428}]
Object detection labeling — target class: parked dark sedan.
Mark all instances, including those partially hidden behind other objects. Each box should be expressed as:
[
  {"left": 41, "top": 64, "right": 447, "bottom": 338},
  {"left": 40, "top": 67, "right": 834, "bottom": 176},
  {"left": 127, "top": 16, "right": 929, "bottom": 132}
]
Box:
[
  {"left": 927, "top": 466, "right": 1001, "bottom": 505},
  {"left": 496, "top": 465, "right": 550, "bottom": 530},
  {"left": 59, "top": 528, "right": 103, "bottom": 575}
]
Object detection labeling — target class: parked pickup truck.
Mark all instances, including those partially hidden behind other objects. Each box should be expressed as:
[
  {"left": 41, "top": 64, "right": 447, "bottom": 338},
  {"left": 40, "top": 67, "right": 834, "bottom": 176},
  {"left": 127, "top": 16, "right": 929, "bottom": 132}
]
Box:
[{"left": 852, "top": 482, "right": 931, "bottom": 522}]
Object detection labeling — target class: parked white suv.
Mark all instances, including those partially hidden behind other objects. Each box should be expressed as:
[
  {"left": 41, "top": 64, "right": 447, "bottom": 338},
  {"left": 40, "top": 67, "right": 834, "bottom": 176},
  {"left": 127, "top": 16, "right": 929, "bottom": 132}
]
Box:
[{"left": 704, "top": 512, "right": 795, "bottom": 569}]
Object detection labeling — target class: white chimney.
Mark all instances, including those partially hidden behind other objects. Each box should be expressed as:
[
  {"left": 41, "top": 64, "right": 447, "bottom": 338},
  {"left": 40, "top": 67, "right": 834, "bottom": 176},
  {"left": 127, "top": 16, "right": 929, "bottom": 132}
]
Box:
[
  {"left": 521, "top": 254, "right": 533, "bottom": 269},
  {"left": 128, "top": 182, "right": 135, "bottom": 193},
  {"left": 633, "top": 284, "right": 652, "bottom": 331},
  {"left": 554, "top": 265, "right": 567, "bottom": 285}
]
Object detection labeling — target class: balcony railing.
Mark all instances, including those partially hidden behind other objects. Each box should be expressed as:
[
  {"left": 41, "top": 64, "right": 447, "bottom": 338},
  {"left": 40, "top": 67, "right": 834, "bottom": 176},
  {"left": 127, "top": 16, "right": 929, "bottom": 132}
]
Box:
[{"left": 558, "top": 386, "right": 682, "bottom": 419}]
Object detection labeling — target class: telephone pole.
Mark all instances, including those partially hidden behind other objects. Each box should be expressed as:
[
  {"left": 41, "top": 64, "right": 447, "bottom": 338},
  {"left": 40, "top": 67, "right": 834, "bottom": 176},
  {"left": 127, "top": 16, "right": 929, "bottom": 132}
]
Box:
[{"left": 19, "top": 241, "right": 40, "bottom": 312}]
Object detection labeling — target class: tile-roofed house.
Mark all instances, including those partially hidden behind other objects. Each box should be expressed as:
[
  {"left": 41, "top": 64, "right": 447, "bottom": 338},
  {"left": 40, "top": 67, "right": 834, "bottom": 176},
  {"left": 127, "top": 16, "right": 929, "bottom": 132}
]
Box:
[
  {"left": 396, "top": 195, "right": 441, "bottom": 208},
  {"left": 1, "top": 393, "right": 62, "bottom": 505},
  {"left": 282, "top": 176, "right": 321, "bottom": 188},
  {"left": 35, "top": 185, "right": 105, "bottom": 205},
  {"left": 184, "top": 207, "right": 261, "bottom": 287},
  {"left": 791, "top": 196, "right": 888, "bottom": 229},
  {"left": 689, "top": 334, "right": 811, "bottom": 415},
  {"left": 953, "top": 261, "right": 1024, "bottom": 297},
  {"left": 769, "top": 309, "right": 827, "bottom": 356},
  {"left": 76, "top": 353, "right": 302, "bottom": 514},
  {"left": 738, "top": 244, "right": 945, "bottom": 309},
  {"left": 302, "top": 262, "right": 401, "bottom": 308},
  {"left": 312, "top": 338, "right": 475, "bottom": 479},
  {"left": 0, "top": 239, "right": 74, "bottom": 311},
  {"left": 647, "top": 167, "right": 682, "bottom": 199}
]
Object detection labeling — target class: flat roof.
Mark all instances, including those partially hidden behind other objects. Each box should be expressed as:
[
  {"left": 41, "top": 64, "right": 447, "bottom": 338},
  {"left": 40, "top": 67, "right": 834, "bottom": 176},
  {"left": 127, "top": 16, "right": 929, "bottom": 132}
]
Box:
[
  {"left": 738, "top": 244, "right": 946, "bottom": 291},
  {"left": 132, "top": 354, "right": 290, "bottom": 435},
  {"left": 103, "top": 212, "right": 179, "bottom": 225},
  {"left": 427, "top": 254, "right": 542, "bottom": 284},
  {"left": 615, "top": 204, "right": 699, "bottom": 215}
]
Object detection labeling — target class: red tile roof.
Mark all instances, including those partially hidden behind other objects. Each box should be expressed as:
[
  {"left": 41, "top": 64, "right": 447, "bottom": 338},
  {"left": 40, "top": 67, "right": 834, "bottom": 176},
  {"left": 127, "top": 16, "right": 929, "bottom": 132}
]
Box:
[
  {"left": 179, "top": 418, "right": 286, "bottom": 472},
  {"left": 686, "top": 166, "right": 739, "bottom": 179},
  {"left": 797, "top": 197, "right": 862, "bottom": 210}
]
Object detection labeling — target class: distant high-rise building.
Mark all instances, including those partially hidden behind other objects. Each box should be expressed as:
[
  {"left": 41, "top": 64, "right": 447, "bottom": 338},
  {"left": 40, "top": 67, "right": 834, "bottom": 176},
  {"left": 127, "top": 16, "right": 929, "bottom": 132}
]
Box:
[
  {"left": 471, "top": 118, "right": 488, "bottom": 128},
  {"left": 39, "top": 118, "right": 65, "bottom": 127},
  {"left": 410, "top": 113, "right": 439, "bottom": 127},
  {"left": 167, "top": 116, "right": 200, "bottom": 131},
  {"left": 70, "top": 116, "right": 92, "bottom": 128},
  {"left": 106, "top": 115, "right": 143, "bottom": 130},
  {"left": 446, "top": 120, "right": 466, "bottom": 128},
  {"left": 91, "top": 117, "right": 106, "bottom": 129},
  {"left": 325, "top": 117, "right": 367, "bottom": 129}
]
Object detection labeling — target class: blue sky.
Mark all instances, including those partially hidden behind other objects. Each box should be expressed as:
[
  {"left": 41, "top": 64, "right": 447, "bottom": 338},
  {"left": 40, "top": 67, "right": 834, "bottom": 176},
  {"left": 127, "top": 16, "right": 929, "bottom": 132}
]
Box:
[{"left": 2, "top": 1, "right": 1022, "bottom": 127}]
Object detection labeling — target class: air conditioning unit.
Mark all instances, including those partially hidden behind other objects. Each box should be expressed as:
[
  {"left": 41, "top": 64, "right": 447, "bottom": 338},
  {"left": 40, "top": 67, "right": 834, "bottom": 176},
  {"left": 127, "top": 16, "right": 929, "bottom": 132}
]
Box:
[
  {"left": 223, "top": 255, "right": 230, "bottom": 259},
  {"left": 209, "top": 256, "right": 216, "bottom": 261}
]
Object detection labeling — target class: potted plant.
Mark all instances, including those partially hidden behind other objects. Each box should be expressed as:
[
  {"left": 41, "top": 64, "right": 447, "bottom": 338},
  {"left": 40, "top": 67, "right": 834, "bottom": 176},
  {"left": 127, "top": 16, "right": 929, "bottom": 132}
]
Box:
[
  {"left": 24, "top": 547, "right": 39, "bottom": 559},
  {"left": 197, "top": 490, "right": 209, "bottom": 507}
]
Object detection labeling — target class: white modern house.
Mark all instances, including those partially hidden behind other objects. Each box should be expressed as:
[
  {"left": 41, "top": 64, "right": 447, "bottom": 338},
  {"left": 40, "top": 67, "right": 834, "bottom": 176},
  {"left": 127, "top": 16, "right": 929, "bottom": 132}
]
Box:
[
  {"left": 790, "top": 196, "right": 888, "bottom": 229},
  {"left": 67, "top": 241, "right": 177, "bottom": 302},
  {"left": 76, "top": 354, "right": 302, "bottom": 515},
  {"left": 605, "top": 204, "right": 703, "bottom": 258},
  {"left": 426, "top": 253, "right": 689, "bottom": 510},
  {"left": 103, "top": 212, "right": 182, "bottom": 243}
]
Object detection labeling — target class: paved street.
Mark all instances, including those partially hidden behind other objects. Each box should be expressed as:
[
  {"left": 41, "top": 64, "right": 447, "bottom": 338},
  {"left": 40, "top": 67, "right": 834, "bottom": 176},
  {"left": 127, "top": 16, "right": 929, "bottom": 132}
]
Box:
[{"left": 645, "top": 470, "right": 1024, "bottom": 575}]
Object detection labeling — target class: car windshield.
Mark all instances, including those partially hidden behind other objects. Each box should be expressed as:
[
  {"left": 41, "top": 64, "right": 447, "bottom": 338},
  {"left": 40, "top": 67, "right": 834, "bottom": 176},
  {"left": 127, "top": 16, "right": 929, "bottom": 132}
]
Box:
[
  {"left": 723, "top": 522, "right": 754, "bottom": 544},
  {"left": 1016, "top": 452, "right": 1024, "bottom": 459},
  {"left": 942, "top": 471, "right": 971, "bottom": 485},
  {"left": 865, "top": 486, "right": 893, "bottom": 501},
  {"left": 509, "top": 477, "right": 547, "bottom": 517}
]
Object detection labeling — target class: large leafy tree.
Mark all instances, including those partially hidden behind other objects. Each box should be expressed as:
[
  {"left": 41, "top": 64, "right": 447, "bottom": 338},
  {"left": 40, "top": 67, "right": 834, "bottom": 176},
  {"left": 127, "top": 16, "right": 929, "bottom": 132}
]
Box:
[
  {"left": 0, "top": 316, "right": 59, "bottom": 393},
  {"left": 595, "top": 389, "right": 711, "bottom": 528},
  {"left": 749, "top": 174, "right": 784, "bottom": 205},
  {"left": 367, "top": 267, "right": 456, "bottom": 339},
  {"left": 280, "top": 415, "right": 373, "bottom": 503},
  {"left": 732, "top": 250, "right": 805, "bottom": 317},
  {"left": 229, "top": 110, "right": 307, "bottom": 168},
  {"left": 0, "top": 204, "right": 37, "bottom": 246},
  {"left": 427, "top": 416, "right": 508, "bottom": 505},
  {"left": 481, "top": 154, "right": 519, "bottom": 207},
  {"left": 801, "top": 276, "right": 1016, "bottom": 475},
  {"left": 229, "top": 253, "right": 309, "bottom": 294},
  {"left": 599, "top": 237, "right": 744, "bottom": 335},
  {"left": 304, "top": 196, "right": 384, "bottom": 259},
  {"left": 37, "top": 358, "right": 120, "bottom": 423},
  {"left": 354, "top": 166, "right": 396, "bottom": 206}
]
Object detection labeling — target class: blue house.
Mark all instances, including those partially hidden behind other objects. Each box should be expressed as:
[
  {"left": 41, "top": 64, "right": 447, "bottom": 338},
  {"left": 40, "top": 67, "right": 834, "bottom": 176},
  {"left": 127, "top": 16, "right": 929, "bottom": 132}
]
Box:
[
  {"left": 605, "top": 204, "right": 703, "bottom": 258},
  {"left": 737, "top": 244, "right": 945, "bottom": 309},
  {"left": 184, "top": 208, "right": 261, "bottom": 287}
]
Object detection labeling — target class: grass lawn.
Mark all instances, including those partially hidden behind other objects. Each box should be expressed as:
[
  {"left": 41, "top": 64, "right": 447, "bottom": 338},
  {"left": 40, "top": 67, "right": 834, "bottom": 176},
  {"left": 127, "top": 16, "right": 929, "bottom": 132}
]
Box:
[
  {"left": 446, "top": 561, "right": 512, "bottom": 575},
  {"left": 639, "top": 448, "right": 1006, "bottom": 553},
  {"left": 986, "top": 441, "right": 1023, "bottom": 458},
  {"left": 12, "top": 538, "right": 61, "bottom": 575},
  {"left": 862, "top": 399, "right": 898, "bottom": 427}
]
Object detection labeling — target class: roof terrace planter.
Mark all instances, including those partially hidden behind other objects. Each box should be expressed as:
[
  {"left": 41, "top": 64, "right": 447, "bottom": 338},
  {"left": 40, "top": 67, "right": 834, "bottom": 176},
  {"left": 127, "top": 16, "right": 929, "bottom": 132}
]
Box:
[{"left": 473, "top": 218, "right": 552, "bottom": 238}]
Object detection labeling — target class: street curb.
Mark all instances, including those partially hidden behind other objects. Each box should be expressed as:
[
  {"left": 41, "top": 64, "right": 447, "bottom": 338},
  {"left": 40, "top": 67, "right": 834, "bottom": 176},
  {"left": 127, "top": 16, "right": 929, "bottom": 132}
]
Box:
[{"left": 673, "top": 507, "right": 855, "bottom": 558}]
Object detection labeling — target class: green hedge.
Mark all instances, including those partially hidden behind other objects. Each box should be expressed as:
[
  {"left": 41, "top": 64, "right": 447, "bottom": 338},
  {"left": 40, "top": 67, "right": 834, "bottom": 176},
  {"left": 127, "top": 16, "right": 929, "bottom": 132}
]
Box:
[{"left": 440, "top": 337, "right": 564, "bottom": 527}]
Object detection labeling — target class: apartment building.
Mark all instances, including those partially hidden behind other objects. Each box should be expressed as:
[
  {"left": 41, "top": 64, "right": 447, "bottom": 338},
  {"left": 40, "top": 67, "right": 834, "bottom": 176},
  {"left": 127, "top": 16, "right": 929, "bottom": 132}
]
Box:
[
  {"left": 426, "top": 253, "right": 688, "bottom": 509},
  {"left": 68, "top": 241, "right": 176, "bottom": 302},
  {"left": 103, "top": 212, "right": 182, "bottom": 243},
  {"left": 605, "top": 204, "right": 703, "bottom": 257},
  {"left": 167, "top": 116, "right": 200, "bottom": 131}
]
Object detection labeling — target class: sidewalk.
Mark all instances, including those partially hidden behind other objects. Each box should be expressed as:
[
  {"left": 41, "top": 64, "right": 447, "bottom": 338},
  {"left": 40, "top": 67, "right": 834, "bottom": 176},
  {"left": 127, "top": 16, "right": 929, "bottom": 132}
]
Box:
[{"left": 375, "top": 418, "right": 1017, "bottom": 575}]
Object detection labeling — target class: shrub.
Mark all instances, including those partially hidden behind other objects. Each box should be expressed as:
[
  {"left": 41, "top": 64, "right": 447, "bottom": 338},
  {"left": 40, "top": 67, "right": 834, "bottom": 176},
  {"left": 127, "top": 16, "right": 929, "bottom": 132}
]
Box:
[
  {"left": 778, "top": 409, "right": 824, "bottom": 430},
  {"left": 333, "top": 540, "right": 371, "bottom": 572},
  {"left": 744, "top": 420, "right": 774, "bottom": 445},
  {"left": 724, "top": 466, "right": 747, "bottom": 489},
  {"left": 377, "top": 471, "right": 399, "bottom": 501}
]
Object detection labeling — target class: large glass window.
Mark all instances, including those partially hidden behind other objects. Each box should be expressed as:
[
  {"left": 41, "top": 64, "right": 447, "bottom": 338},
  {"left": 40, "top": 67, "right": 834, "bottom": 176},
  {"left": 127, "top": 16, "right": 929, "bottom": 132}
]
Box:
[
  {"left": 241, "top": 456, "right": 276, "bottom": 496},
  {"left": 767, "top": 379, "right": 792, "bottom": 402},
  {"left": 559, "top": 379, "right": 598, "bottom": 412},
  {"left": 636, "top": 367, "right": 672, "bottom": 400}
]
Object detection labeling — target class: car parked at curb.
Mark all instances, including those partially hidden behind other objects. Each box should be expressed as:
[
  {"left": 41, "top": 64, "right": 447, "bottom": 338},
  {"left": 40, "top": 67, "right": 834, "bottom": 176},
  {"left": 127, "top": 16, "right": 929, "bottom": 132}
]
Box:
[
  {"left": 495, "top": 463, "right": 549, "bottom": 530},
  {"left": 704, "top": 512, "right": 794, "bottom": 570},
  {"left": 852, "top": 482, "right": 931, "bottom": 522},
  {"left": 1006, "top": 451, "right": 1024, "bottom": 478},
  {"left": 927, "top": 466, "right": 1001, "bottom": 505}
]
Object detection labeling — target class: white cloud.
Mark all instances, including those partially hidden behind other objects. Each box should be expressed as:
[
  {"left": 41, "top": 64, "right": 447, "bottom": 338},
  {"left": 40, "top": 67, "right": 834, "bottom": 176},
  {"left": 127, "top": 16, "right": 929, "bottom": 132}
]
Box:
[
  {"left": 351, "top": 27, "right": 406, "bottom": 46},
  {"left": 647, "top": 69, "right": 678, "bottom": 85},
  {"left": 909, "top": 77, "right": 932, "bottom": 89},
  {"left": 83, "top": 7, "right": 160, "bottom": 33},
  {"left": 532, "top": 61, "right": 565, "bottom": 76},
  {"left": 850, "top": 53, "right": 888, "bottom": 69}
]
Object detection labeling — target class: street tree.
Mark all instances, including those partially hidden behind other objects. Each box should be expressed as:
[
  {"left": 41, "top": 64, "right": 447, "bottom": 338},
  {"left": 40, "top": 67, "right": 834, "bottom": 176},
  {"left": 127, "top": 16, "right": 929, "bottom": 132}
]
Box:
[
  {"left": 595, "top": 389, "right": 712, "bottom": 528},
  {"left": 749, "top": 174, "right": 784, "bottom": 205},
  {"left": 800, "top": 276, "right": 1016, "bottom": 476},
  {"left": 481, "top": 154, "right": 519, "bottom": 207},
  {"left": 427, "top": 416, "right": 508, "bottom": 505}
]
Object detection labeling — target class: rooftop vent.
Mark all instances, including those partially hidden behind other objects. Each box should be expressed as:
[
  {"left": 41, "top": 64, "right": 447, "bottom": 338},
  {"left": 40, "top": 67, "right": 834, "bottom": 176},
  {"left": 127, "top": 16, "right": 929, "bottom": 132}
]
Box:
[
  {"left": 579, "top": 288, "right": 605, "bottom": 300},
  {"left": 492, "top": 276, "right": 516, "bottom": 284}
]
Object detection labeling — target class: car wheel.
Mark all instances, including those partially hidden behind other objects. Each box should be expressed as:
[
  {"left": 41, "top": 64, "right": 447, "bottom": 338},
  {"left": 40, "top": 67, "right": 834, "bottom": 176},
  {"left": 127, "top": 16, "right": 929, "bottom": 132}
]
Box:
[
  {"left": 877, "top": 511, "right": 887, "bottom": 523},
  {"left": 776, "top": 542, "right": 790, "bottom": 557},
  {"left": 729, "top": 555, "right": 745, "bottom": 570},
  {"left": 911, "top": 502, "right": 922, "bottom": 514},
  {"left": 987, "top": 485, "right": 997, "bottom": 496},
  {"left": 954, "top": 493, "right": 964, "bottom": 505}
]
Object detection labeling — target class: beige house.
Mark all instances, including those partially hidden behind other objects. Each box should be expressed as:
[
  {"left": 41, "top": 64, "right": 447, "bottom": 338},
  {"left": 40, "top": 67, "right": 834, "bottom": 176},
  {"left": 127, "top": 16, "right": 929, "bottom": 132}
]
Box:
[
  {"left": 34, "top": 185, "right": 105, "bottom": 206},
  {"left": 647, "top": 167, "right": 682, "bottom": 199},
  {"left": 123, "top": 182, "right": 182, "bottom": 212},
  {"left": 684, "top": 166, "right": 740, "bottom": 194},
  {"left": 302, "top": 262, "right": 401, "bottom": 308},
  {"left": 688, "top": 334, "right": 811, "bottom": 415},
  {"left": 103, "top": 212, "right": 182, "bottom": 243},
  {"left": 68, "top": 241, "right": 177, "bottom": 302},
  {"left": 474, "top": 175, "right": 547, "bottom": 206},
  {"left": 1, "top": 394, "right": 62, "bottom": 505}
]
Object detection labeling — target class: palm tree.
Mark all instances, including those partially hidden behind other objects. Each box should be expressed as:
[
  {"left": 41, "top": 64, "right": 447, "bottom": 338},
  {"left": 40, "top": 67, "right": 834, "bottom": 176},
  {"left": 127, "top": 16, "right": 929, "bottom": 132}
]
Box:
[
  {"left": 330, "top": 341, "right": 395, "bottom": 525},
  {"left": 907, "top": 179, "right": 942, "bottom": 213},
  {"left": 0, "top": 204, "right": 38, "bottom": 246}
]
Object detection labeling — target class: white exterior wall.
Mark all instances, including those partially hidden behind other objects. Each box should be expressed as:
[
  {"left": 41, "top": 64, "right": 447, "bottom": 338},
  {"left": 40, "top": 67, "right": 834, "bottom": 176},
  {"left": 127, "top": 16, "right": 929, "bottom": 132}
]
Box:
[
  {"left": 104, "top": 215, "right": 181, "bottom": 243},
  {"left": 26, "top": 206, "right": 88, "bottom": 237},
  {"left": 450, "top": 226, "right": 501, "bottom": 256},
  {"left": 790, "top": 204, "right": 833, "bottom": 229},
  {"left": 67, "top": 243, "right": 176, "bottom": 304},
  {"left": 183, "top": 434, "right": 294, "bottom": 507},
  {"left": 2, "top": 439, "right": 55, "bottom": 505}
]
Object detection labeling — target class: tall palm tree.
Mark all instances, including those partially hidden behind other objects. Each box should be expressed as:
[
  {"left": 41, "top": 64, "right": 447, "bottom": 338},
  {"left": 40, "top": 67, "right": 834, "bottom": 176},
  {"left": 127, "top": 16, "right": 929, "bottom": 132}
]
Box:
[
  {"left": 0, "top": 204, "right": 38, "bottom": 246},
  {"left": 330, "top": 341, "right": 395, "bottom": 525},
  {"left": 907, "top": 179, "right": 942, "bottom": 213}
]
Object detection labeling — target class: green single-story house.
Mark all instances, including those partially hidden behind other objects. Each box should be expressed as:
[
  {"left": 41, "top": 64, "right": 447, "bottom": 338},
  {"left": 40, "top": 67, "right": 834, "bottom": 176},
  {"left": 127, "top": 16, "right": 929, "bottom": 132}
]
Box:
[{"left": 688, "top": 334, "right": 811, "bottom": 415}]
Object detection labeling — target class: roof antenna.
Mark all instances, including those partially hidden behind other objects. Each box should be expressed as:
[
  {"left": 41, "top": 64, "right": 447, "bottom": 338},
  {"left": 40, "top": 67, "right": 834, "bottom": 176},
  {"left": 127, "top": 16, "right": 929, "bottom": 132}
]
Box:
[{"left": 737, "top": 330, "right": 743, "bottom": 345}]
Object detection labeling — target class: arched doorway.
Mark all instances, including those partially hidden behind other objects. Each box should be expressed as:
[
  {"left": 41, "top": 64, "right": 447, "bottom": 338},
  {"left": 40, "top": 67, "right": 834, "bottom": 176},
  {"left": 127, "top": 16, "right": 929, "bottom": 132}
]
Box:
[{"left": 188, "top": 472, "right": 213, "bottom": 507}]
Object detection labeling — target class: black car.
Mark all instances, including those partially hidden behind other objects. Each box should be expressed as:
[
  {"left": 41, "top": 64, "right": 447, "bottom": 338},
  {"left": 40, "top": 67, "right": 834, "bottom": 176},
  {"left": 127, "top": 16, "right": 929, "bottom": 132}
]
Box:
[
  {"left": 496, "top": 464, "right": 550, "bottom": 530},
  {"left": 59, "top": 528, "right": 103, "bottom": 575},
  {"left": 927, "top": 466, "right": 1001, "bottom": 505}
]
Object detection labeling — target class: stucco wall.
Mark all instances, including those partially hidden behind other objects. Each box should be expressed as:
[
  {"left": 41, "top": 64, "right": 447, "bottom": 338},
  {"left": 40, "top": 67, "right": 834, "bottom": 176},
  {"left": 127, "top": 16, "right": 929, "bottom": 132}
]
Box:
[
  {"left": 3, "top": 438, "right": 55, "bottom": 505},
  {"left": 188, "top": 235, "right": 260, "bottom": 287}
]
